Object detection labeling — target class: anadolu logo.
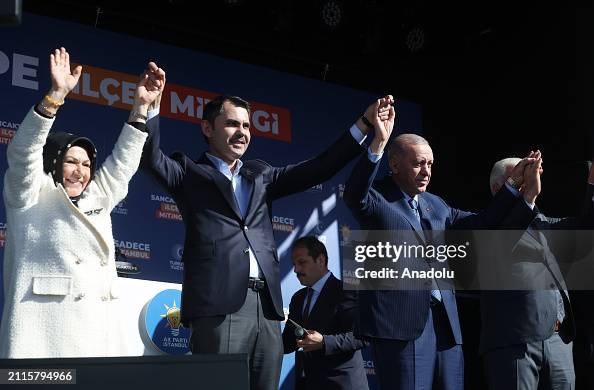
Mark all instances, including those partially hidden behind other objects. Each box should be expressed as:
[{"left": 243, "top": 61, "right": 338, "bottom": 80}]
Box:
[{"left": 140, "top": 289, "right": 190, "bottom": 355}]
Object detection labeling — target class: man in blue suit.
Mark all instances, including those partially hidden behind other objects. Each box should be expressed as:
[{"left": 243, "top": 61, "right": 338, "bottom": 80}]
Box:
[
  {"left": 283, "top": 236, "right": 369, "bottom": 390},
  {"left": 143, "top": 87, "right": 394, "bottom": 390},
  {"left": 343, "top": 121, "right": 530, "bottom": 389}
]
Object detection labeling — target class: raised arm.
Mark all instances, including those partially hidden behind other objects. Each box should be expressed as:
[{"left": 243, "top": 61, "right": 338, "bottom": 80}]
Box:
[
  {"left": 4, "top": 47, "right": 82, "bottom": 209},
  {"left": 452, "top": 154, "right": 541, "bottom": 230},
  {"left": 140, "top": 70, "right": 186, "bottom": 192},
  {"left": 87, "top": 62, "right": 166, "bottom": 207},
  {"left": 496, "top": 155, "right": 542, "bottom": 230},
  {"left": 267, "top": 96, "right": 394, "bottom": 200},
  {"left": 343, "top": 97, "right": 395, "bottom": 218}
]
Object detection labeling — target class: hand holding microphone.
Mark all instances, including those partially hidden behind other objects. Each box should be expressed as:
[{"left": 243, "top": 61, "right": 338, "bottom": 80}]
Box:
[
  {"left": 289, "top": 319, "right": 324, "bottom": 352},
  {"left": 288, "top": 319, "right": 309, "bottom": 351}
]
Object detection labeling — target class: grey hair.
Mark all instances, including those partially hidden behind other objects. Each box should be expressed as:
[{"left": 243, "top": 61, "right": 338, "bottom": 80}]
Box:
[
  {"left": 388, "top": 133, "right": 430, "bottom": 161},
  {"left": 490, "top": 157, "right": 521, "bottom": 193}
]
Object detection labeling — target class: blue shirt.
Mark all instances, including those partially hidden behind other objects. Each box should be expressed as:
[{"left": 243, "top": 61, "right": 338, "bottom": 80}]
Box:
[
  {"left": 205, "top": 125, "right": 368, "bottom": 278},
  {"left": 302, "top": 270, "right": 332, "bottom": 316}
]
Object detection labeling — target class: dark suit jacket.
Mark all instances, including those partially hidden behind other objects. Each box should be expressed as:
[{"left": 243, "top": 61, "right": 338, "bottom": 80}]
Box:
[
  {"left": 282, "top": 274, "right": 369, "bottom": 390},
  {"left": 343, "top": 156, "right": 519, "bottom": 342},
  {"left": 479, "top": 187, "right": 594, "bottom": 353},
  {"left": 143, "top": 118, "right": 364, "bottom": 323}
]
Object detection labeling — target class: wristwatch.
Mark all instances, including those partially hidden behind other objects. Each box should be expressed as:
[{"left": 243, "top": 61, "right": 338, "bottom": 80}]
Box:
[
  {"left": 129, "top": 111, "right": 148, "bottom": 122},
  {"left": 506, "top": 176, "right": 522, "bottom": 189},
  {"left": 360, "top": 116, "right": 374, "bottom": 131}
]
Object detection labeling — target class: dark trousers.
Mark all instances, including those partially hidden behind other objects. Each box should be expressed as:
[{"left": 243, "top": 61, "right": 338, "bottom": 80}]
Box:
[
  {"left": 372, "top": 303, "right": 464, "bottom": 390},
  {"left": 189, "top": 288, "right": 283, "bottom": 390},
  {"left": 484, "top": 332, "right": 574, "bottom": 390}
]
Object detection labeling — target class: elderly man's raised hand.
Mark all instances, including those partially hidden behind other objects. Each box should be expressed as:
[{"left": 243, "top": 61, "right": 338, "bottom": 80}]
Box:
[
  {"left": 522, "top": 157, "right": 542, "bottom": 205},
  {"left": 507, "top": 150, "right": 540, "bottom": 190}
]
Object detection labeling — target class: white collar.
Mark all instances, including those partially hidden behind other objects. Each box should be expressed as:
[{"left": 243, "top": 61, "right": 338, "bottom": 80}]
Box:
[{"left": 310, "top": 270, "right": 332, "bottom": 293}]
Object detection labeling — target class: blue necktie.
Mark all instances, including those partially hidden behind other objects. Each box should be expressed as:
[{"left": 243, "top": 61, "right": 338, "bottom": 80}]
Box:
[
  {"left": 409, "top": 198, "right": 442, "bottom": 302},
  {"left": 302, "top": 287, "right": 314, "bottom": 326},
  {"left": 408, "top": 198, "right": 420, "bottom": 221}
]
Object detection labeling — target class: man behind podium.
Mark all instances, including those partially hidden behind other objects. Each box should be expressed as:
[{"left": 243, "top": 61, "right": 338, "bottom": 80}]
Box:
[{"left": 283, "top": 236, "right": 369, "bottom": 390}]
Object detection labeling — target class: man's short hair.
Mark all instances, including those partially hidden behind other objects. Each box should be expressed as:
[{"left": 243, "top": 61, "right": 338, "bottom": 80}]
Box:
[
  {"left": 201, "top": 95, "right": 251, "bottom": 143},
  {"left": 292, "top": 236, "right": 328, "bottom": 266},
  {"left": 387, "top": 133, "right": 430, "bottom": 162}
]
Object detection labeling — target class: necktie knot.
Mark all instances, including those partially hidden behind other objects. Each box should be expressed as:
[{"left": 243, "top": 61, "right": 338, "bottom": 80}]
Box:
[
  {"left": 408, "top": 198, "right": 421, "bottom": 223},
  {"left": 303, "top": 287, "right": 314, "bottom": 326}
]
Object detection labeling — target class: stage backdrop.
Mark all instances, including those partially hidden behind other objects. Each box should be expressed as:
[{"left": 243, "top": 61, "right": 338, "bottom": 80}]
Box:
[{"left": 0, "top": 13, "right": 423, "bottom": 389}]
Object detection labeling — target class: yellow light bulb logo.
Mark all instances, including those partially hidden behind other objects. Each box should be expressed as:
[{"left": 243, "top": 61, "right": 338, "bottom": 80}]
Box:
[{"left": 161, "top": 300, "right": 182, "bottom": 336}]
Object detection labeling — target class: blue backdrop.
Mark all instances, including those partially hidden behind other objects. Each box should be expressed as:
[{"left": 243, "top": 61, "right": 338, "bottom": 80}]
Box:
[{"left": 0, "top": 13, "right": 423, "bottom": 389}]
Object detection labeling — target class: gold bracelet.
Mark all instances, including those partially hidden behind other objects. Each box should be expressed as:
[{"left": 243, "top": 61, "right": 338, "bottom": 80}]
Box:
[
  {"left": 43, "top": 94, "right": 65, "bottom": 108},
  {"left": 36, "top": 101, "right": 56, "bottom": 118}
]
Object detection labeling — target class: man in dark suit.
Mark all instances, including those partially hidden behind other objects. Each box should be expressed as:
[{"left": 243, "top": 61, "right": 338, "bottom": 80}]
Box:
[
  {"left": 283, "top": 236, "right": 369, "bottom": 390},
  {"left": 343, "top": 123, "right": 530, "bottom": 389},
  {"left": 143, "top": 91, "right": 393, "bottom": 390},
  {"left": 479, "top": 156, "right": 594, "bottom": 390}
]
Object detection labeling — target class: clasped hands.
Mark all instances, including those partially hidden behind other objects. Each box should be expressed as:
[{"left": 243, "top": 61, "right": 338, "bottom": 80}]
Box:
[{"left": 509, "top": 150, "right": 543, "bottom": 205}]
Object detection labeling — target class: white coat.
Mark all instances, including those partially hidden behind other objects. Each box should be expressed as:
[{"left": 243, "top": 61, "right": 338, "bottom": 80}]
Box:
[{"left": 0, "top": 107, "right": 147, "bottom": 358}]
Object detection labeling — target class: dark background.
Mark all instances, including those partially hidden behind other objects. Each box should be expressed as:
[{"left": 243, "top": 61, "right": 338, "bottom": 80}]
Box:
[
  {"left": 16, "top": 0, "right": 594, "bottom": 213},
  {"left": 8, "top": 0, "right": 594, "bottom": 388}
]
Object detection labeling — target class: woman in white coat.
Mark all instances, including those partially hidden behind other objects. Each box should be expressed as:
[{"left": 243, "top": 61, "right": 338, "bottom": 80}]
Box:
[{"left": 0, "top": 47, "right": 166, "bottom": 358}]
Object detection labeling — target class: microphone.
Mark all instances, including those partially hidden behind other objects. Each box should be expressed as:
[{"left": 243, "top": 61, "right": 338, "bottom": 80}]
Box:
[
  {"left": 288, "top": 319, "right": 309, "bottom": 352},
  {"left": 288, "top": 318, "right": 307, "bottom": 338},
  {"left": 294, "top": 325, "right": 306, "bottom": 340}
]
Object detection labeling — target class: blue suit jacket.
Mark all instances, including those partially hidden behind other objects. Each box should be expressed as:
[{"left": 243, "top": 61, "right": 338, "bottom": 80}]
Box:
[
  {"left": 142, "top": 118, "right": 364, "bottom": 323},
  {"left": 283, "top": 274, "right": 369, "bottom": 390},
  {"left": 343, "top": 155, "right": 519, "bottom": 342}
]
